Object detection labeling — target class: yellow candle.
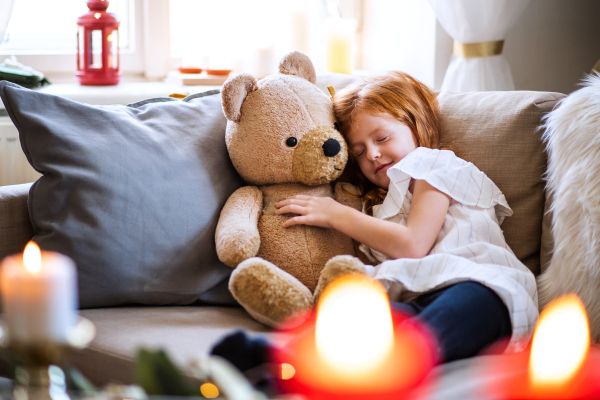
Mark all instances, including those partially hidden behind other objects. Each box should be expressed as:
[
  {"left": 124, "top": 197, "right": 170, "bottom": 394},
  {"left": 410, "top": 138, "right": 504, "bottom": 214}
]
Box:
[
  {"left": 0, "top": 242, "right": 77, "bottom": 345},
  {"left": 325, "top": 17, "right": 356, "bottom": 75}
]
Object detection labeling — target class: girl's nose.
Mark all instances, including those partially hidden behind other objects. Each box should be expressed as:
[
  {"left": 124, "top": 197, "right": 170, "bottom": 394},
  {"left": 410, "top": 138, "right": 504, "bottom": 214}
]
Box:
[{"left": 366, "top": 146, "right": 380, "bottom": 161}]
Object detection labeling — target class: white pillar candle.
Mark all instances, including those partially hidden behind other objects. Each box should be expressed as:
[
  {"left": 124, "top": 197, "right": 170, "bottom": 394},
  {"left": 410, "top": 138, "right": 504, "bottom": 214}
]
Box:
[{"left": 0, "top": 242, "right": 77, "bottom": 345}]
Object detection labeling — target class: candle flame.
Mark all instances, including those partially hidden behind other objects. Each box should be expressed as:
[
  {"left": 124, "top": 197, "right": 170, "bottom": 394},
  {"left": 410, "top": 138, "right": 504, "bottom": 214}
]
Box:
[
  {"left": 23, "top": 241, "right": 42, "bottom": 273},
  {"left": 315, "top": 276, "right": 393, "bottom": 373},
  {"left": 94, "top": 13, "right": 101, "bottom": 19},
  {"left": 107, "top": 34, "right": 113, "bottom": 42},
  {"left": 199, "top": 383, "right": 219, "bottom": 398},
  {"left": 280, "top": 363, "right": 295, "bottom": 380},
  {"left": 529, "top": 294, "right": 590, "bottom": 386}
]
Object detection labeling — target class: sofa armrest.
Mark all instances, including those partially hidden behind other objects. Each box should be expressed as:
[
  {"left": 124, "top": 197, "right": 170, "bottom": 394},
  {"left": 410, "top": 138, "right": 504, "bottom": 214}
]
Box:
[{"left": 0, "top": 183, "right": 34, "bottom": 259}]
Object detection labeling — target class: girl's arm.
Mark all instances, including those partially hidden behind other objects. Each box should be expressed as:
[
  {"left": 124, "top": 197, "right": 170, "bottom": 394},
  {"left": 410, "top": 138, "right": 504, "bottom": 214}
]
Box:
[{"left": 275, "top": 180, "right": 450, "bottom": 259}]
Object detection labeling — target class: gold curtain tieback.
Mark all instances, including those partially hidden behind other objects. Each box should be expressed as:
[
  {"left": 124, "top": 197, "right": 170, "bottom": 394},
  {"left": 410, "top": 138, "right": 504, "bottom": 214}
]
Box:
[{"left": 453, "top": 40, "right": 505, "bottom": 58}]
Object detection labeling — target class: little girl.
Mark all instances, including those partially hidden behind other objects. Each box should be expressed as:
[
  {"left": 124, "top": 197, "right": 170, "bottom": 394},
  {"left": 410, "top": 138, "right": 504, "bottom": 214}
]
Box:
[
  {"left": 273, "top": 71, "right": 538, "bottom": 362},
  {"left": 212, "top": 72, "right": 538, "bottom": 368}
]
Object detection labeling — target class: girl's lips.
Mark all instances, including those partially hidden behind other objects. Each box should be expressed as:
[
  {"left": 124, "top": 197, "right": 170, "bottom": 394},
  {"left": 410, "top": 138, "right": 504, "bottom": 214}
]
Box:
[{"left": 376, "top": 163, "right": 392, "bottom": 174}]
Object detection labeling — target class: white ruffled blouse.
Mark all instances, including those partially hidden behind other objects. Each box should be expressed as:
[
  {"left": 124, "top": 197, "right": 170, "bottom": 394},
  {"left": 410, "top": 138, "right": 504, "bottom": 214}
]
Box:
[{"left": 361, "top": 147, "right": 539, "bottom": 351}]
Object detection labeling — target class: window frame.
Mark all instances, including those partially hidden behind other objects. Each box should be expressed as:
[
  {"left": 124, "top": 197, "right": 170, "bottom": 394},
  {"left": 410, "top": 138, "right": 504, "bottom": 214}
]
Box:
[
  {"left": 0, "top": 0, "right": 147, "bottom": 79},
  {"left": 1, "top": 0, "right": 362, "bottom": 82}
]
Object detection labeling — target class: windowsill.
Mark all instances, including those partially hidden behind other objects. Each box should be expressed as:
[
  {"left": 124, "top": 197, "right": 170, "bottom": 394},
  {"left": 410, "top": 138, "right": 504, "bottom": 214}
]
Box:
[
  {"left": 0, "top": 68, "right": 369, "bottom": 115},
  {"left": 0, "top": 73, "right": 222, "bottom": 114}
]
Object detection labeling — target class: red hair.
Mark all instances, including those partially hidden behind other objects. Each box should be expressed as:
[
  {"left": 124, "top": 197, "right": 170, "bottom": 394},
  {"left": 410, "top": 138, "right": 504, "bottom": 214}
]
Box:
[{"left": 333, "top": 72, "right": 443, "bottom": 215}]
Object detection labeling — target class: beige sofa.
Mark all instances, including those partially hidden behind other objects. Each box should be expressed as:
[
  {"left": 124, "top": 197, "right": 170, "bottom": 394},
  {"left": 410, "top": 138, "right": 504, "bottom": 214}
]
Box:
[{"left": 0, "top": 83, "right": 564, "bottom": 393}]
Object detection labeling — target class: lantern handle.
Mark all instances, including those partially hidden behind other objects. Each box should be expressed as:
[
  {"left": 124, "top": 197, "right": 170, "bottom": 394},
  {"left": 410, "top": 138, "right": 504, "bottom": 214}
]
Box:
[{"left": 86, "top": 0, "right": 109, "bottom": 12}]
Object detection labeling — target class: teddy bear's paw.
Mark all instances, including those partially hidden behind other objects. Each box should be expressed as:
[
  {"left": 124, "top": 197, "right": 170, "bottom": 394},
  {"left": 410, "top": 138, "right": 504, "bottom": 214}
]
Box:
[
  {"left": 314, "top": 255, "right": 368, "bottom": 304},
  {"left": 229, "top": 257, "right": 313, "bottom": 329}
]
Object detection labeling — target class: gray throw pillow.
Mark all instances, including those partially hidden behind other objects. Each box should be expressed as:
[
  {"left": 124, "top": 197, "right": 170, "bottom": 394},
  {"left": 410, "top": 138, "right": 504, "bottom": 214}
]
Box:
[{"left": 0, "top": 81, "right": 243, "bottom": 308}]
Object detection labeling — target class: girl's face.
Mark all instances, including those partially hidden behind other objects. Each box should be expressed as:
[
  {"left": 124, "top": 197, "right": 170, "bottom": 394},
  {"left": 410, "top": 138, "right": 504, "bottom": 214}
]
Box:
[{"left": 345, "top": 111, "right": 417, "bottom": 188}]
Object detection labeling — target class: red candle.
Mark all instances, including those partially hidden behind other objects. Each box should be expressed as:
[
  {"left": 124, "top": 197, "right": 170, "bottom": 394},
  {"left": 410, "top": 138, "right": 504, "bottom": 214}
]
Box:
[
  {"left": 476, "top": 295, "right": 600, "bottom": 399},
  {"left": 272, "top": 276, "right": 438, "bottom": 400}
]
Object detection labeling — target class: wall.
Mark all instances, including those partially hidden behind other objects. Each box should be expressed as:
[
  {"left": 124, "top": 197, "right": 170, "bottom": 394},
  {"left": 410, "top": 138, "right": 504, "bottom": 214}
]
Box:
[
  {"left": 361, "top": 0, "right": 600, "bottom": 94},
  {"left": 431, "top": 0, "right": 600, "bottom": 94},
  {"left": 504, "top": 0, "right": 600, "bottom": 94}
]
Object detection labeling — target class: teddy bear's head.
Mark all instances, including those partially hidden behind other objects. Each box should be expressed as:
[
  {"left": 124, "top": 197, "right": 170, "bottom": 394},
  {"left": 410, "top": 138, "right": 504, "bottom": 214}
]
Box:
[{"left": 221, "top": 51, "right": 347, "bottom": 186}]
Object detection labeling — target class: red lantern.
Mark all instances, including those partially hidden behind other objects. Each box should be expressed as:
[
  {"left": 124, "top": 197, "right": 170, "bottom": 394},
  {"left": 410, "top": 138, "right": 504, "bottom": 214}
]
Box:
[{"left": 76, "top": 0, "right": 120, "bottom": 85}]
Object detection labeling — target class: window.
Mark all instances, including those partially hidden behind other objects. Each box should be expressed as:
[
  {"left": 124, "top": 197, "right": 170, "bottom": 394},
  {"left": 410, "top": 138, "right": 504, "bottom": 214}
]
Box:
[
  {"left": 0, "top": 0, "right": 142, "bottom": 78},
  {"left": 0, "top": 0, "right": 363, "bottom": 81},
  {"left": 169, "top": 0, "right": 328, "bottom": 74},
  {"left": 0, "top": 0, "right": 132, "bottom": 54}
]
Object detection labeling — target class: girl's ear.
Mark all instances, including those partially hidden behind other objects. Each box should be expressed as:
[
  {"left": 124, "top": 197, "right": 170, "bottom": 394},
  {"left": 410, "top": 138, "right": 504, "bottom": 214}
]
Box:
[
  {"left": 278, "top": 51, "right": 316, "bottom": 84},
  {"left": 221, "top": 73, "right": 258, "bottom": 122}
]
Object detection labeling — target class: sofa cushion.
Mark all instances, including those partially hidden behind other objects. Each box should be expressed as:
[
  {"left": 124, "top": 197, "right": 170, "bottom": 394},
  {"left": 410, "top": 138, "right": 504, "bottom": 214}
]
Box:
[
  {"left": 0, "top": 81, "right": 244, "bottom": 308},
  {"left": 437, "top": 91, "right": 564, "bottom": 275}
]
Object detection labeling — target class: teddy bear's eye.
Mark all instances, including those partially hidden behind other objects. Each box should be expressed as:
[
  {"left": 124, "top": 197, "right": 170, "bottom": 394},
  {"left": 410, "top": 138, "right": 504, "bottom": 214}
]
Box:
[
  {"left": 286, "top": 137, "right": 298, "bottom": 147},
  {"left": 333, "top": 122, "right": 340, "bottom": 132}
]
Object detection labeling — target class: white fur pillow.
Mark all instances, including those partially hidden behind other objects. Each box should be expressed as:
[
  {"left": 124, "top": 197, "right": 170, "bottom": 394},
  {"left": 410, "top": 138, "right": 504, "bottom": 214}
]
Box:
[{"left": 538, "top": 73, "right": 600, "bottom": 342}]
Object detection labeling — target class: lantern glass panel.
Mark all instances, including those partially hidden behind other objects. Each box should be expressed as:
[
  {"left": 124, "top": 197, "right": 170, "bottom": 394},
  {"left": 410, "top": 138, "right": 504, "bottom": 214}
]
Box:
[
  {"left": 90, "top": 30, "right": 103, "bottom": 69},
  {"left": 77, "top": 26, "right": 85, "bottom": 71},
  {"left": 108, "top": 30, "right": 119, "bottom": 70}
]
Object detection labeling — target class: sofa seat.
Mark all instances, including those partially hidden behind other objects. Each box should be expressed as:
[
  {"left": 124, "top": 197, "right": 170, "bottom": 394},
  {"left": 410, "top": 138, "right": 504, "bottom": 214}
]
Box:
[
  {"left": 77, "top": 305, "right": 504, "bottom": 400},
  {"left": 76, "top": 305, "right": 271, "bottom": 385}
]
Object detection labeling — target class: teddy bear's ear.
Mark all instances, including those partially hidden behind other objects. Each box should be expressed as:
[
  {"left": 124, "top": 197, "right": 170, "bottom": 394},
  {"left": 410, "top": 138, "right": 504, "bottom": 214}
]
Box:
[
  {"left": 221, "top": 73, "right": 258, "bottom": 122},
  {"left": 278, "top": 51, "right": 316, "bottom": 84}
]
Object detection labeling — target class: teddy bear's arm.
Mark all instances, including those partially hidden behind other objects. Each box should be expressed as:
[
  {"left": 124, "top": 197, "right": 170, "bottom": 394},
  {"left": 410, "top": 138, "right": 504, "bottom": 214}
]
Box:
[
  {"left": 334, "top": 182, "right": 362, "bottom": 211},
  {"left": 215, "top": 186, "right": 262, "bottom": 268}
]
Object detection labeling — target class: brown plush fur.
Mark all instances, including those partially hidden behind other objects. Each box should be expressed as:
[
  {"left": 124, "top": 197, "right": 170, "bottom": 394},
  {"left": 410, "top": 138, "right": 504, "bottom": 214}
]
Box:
[
  {"left": 215, "top": 186, "right": 262, "bottom": 267},
  {"left": 292, "top": 126, "right": 348, "bottom": 185},
  {"left": 216, "top": 51, "right": 366, "bottom": 326},
  {"left": 278, "top": 51, "right": 316, "bottom": 84},
  {"left": 221, "top": 73, "right": 258, "bottom": 122},
  {"left": 313, "top": 255, "right": 368, "bottom": 304},
  {"left": 229, "top": 258, "right": 313, "bottom": 327},
  {"left": 225, "top": 73, "right": 337, "bottom": 185}
]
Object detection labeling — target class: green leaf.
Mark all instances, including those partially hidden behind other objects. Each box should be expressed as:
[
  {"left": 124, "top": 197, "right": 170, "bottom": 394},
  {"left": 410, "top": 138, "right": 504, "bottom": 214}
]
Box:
[
  {"left": 134, "top": 348, "right": 196, "bottom": 396},
  {"left": 64, "top": 367, "right": 97, "bottom": 394}
]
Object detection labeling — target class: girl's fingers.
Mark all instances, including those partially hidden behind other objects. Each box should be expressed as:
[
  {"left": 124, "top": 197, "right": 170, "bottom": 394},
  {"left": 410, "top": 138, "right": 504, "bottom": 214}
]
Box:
[
  {"left": 275, "top": 199, "right": 308, "bottom": 209},
  {"left": 275, "top": 196, "right": 312, "bottom": 207},
  {"left": 282, "top": 216, "right": 308, "bottom": 228},
  {"left": 275, "top": 204, "right": 306, "bottom": 215}
]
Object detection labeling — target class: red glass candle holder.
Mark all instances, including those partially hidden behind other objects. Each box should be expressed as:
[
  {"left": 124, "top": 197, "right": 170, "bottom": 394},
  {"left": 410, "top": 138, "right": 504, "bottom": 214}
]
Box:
[
  {"left": 475, "top": 342, "right": 600, "bottom": 399},
  {"left": 271, "top": 309, "right": 438, "bottom": 400}
]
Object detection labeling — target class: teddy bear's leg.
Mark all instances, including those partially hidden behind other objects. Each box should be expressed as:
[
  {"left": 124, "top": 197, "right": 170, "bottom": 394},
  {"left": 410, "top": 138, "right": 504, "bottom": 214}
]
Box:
[
  {"left": 229, "top": 257, "right": 313, "bottom": 328},
  {"left": 314, "top": 255, "right": 368, "bottom": 304}
]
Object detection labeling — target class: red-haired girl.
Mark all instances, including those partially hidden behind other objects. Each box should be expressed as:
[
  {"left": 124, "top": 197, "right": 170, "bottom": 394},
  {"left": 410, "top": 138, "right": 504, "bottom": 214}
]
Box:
[{"left": 274, "top": 72, "right": 538, "bottom": 362}]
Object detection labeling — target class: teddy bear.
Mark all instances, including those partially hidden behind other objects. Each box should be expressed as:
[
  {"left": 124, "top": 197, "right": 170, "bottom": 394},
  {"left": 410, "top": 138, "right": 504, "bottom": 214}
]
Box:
[{"left": 215, "top": 51, "right": 366, "bottom": 327}]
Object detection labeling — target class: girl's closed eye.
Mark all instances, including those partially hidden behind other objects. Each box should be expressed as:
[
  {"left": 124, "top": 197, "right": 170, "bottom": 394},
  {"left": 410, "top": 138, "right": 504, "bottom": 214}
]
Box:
[{"left": 352, "top": 147, "right": 365, "bottom": 157}]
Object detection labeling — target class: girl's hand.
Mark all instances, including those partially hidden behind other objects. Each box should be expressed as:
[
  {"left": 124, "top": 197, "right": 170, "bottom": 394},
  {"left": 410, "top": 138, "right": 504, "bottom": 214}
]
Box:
[{"left": 275, "top": 195, "right": 343, "bottom": 229}]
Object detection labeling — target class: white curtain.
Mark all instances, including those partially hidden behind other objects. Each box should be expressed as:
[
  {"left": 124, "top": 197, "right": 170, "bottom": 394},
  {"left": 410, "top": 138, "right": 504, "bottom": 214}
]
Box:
[
  {"left": 0, "top": 0, "right": 15, "bottom": 45},
  {"left": 428, "top": 0, "right": 530, "bottom": 92}
]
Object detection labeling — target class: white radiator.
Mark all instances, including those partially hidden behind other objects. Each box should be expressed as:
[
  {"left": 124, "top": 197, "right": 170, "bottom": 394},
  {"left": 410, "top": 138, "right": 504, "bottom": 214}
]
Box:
[{"left": 0, "top": 117, "right": 42, "bottom": 186}]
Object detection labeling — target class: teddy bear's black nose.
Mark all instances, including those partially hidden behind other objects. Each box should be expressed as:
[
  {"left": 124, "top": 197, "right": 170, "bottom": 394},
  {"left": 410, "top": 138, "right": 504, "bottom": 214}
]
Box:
[{"left": 322, "top": 138, "right": 341, "bottom": 157}]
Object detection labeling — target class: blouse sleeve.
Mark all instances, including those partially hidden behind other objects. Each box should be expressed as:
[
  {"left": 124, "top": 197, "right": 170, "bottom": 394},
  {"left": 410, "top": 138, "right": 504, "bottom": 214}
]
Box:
[{"left": 379, "top": 147, "right": 512, "bottom": 224}]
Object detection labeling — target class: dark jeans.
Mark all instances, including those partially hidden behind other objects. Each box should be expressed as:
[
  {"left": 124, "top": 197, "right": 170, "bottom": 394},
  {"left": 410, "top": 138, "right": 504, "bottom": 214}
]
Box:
[
  {"left": 211, "top": 281, "right": 513, "bottom": 376},
  {"left": 391, "top": 281, "right": 512, "bottom": 363}
]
